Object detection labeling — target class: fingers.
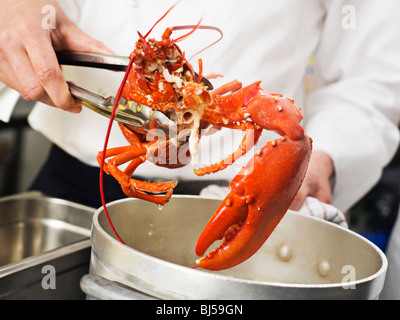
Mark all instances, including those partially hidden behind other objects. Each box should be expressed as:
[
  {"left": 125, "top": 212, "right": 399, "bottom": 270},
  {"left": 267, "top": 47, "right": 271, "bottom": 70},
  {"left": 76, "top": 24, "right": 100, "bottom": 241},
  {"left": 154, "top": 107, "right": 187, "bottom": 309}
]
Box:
[
  {"left": 0, "top": 35, "right": 53, "bottom": 107},
  {"left": 0, "top": 51, "right": 25, "bottom": 95},
  {"left": 1, "top": 42, "right": 53, "bottom": 106},
  {"left": 289, "top": 151, "right": 334, "bottom": 211},
  {"left": 0, "top": 0, "right": 114, "bottom": 113},
  {"left": 0, "top": 30, "right": 81, "bottom": 113},
  {"left": 24, "top": 32, "right": 82, "bottom": 113},
  {"left": 290, "top": 183, "right": 332, "bottom": 211}
]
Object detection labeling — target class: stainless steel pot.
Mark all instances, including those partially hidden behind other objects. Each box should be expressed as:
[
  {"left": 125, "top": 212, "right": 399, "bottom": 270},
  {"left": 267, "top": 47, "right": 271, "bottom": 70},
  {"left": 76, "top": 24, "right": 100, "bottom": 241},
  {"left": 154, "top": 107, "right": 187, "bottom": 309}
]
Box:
[
  {"left": 87, "top": 196, "right": 387, "bottom": 300},
  {"left": 0, "top": 192, "right": 94, "bottom": 300}
]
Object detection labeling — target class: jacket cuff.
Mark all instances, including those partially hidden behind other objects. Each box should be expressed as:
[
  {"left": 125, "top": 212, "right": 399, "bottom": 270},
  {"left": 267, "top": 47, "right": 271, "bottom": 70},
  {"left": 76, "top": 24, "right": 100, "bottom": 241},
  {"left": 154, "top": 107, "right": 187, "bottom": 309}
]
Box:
[{"left": 0, "top": 84, "right": 20, "bottom": 122}]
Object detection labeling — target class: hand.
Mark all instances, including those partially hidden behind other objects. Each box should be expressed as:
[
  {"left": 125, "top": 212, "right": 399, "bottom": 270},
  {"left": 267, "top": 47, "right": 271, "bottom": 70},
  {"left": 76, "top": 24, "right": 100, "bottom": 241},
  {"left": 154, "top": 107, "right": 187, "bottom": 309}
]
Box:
[
  {"left": 289, "top": 150, "right": 335, "bottom": 211},
  {"left": 0, "top": 0, "right": 114, "bottom": 113}
]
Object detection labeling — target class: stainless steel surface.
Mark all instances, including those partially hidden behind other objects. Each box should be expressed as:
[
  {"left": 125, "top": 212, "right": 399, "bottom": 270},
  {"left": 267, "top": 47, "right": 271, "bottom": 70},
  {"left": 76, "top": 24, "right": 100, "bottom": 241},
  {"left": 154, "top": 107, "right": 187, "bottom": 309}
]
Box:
[
  {"left": 0, "top": 193, "right": 94, "bottom": 299},
  {"left": 80, "top": 274, "right": 156, "bottom": 300},
  {"left": 89, "top": 196, "right": 387, "bottom": 300},
  {"left": 67, "top": 82, "right": 177, "bottom": 135}
]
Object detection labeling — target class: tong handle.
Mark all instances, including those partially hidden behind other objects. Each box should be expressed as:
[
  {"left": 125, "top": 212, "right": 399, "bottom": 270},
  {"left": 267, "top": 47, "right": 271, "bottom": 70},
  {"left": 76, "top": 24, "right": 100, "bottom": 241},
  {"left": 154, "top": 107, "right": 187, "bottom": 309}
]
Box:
[
  {"left": 66, "top": 82, "right": 175, "bottom": 134},
  {"left": 57, "top": 51, "right": 129, "bottom": 71},
  {"left": 67, "top": 82, "right": 149, "bottom": 131},
  {"left": 68, "top": 82, "right": 111, "bottom": 105},
  {"left": 67, "top": 82, "right": 114, "bottom": 118},
  {"left": 57, "top": 51, "right": 213, "bottom": 90}
]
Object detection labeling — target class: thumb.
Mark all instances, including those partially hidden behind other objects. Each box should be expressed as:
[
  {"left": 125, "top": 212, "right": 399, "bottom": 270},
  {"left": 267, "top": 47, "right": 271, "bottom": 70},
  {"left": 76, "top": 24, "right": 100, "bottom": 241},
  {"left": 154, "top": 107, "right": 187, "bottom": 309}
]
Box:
[{"left": 58, "top": 25, "right": 116, "bottom": 55}]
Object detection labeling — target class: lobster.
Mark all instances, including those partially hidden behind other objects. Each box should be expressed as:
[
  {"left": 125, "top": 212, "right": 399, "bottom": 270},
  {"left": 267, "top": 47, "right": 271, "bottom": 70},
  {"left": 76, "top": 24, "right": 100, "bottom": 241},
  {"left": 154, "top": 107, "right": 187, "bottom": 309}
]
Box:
[{"left": 98, "top": 5, "right": 312, "bottom": 271}]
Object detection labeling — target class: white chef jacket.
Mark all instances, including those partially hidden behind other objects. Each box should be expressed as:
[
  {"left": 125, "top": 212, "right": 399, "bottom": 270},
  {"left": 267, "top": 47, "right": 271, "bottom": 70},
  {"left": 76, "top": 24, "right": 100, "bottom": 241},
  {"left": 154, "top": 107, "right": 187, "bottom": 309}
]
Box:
[{"left": 1, "top": 0, "right": 400, "bottom": 214}]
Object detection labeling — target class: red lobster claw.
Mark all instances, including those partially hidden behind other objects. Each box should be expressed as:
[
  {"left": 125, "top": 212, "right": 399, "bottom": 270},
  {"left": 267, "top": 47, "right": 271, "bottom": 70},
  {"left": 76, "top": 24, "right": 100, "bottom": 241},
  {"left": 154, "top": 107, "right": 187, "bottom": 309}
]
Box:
[
  {"left": 196, "top": 135, "right": 311, "bottom": 270},
  {"left": 195, "top": 83, "right": 312, "bottom": 271}
]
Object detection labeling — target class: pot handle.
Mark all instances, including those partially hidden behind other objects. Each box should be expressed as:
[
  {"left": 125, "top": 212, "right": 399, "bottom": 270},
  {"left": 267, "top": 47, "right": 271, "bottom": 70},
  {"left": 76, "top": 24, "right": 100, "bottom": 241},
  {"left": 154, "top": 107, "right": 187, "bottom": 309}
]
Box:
[{"left": 80, "top": 274, "right": 157, "bottom": 300}]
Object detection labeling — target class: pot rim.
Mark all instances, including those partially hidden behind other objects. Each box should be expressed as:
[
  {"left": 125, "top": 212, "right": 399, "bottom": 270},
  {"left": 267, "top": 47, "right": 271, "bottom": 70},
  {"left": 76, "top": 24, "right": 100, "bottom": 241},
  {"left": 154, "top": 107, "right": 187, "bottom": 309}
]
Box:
[{"left": 93, "top": 195, "right": 388, "bottom": 290}]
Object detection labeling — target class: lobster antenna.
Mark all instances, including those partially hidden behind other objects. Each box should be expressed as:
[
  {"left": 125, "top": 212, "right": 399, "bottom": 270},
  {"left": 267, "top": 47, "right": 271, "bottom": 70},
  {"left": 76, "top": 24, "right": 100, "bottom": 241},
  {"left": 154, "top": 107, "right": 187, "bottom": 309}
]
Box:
[
  {"left": 144, "top": 0, "right": 181, "bottom": 39},
  {"left": 172, "top": 25, "right": 223, "bottom": 60},
  {"left": 99, "top": 54, "right": 136, "bottom": 244},
  {"left": 161, "top": 24, "right": 223, "bottom": 60},
  {"left": 157, "top": 23, "right": 223, "bottom": 53},
  {"left": 167, "top": 19, "right": 203, "bottom": 45}
]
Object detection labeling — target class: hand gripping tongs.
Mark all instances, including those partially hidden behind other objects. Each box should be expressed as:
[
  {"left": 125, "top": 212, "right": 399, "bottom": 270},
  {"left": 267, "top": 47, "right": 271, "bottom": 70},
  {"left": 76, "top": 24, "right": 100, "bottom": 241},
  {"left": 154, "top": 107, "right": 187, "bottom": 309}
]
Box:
[{"left": 57, "top": 51, "right": 182, "bottom": 134}]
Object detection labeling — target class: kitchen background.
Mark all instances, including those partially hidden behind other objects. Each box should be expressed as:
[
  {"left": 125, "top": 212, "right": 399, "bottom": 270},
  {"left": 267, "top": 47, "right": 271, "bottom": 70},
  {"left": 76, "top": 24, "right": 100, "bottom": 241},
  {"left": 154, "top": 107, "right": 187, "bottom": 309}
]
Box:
[{"left": 1, "top": 58, "right": 399, "bottom": 253}]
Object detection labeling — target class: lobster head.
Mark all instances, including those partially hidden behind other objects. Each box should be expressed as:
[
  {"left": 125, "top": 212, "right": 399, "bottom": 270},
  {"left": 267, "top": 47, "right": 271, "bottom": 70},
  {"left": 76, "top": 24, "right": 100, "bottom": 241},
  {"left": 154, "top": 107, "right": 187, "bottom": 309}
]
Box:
[{"left": 120, "top": 26, "right": 213, "bottom": 169}]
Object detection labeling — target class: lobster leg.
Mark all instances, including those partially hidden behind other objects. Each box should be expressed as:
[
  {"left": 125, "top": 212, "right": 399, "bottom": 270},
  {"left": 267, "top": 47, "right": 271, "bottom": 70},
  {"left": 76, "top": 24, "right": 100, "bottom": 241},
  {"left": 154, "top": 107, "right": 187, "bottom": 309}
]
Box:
[
  {"left": 122, "top": 156, "right": 177, "bottom": 205},
  {"left": 196, "top": 134, "right": 312, "bottom": 270},
  {"left": 98, "top": 123, "right": 178, "bottom": 205}
]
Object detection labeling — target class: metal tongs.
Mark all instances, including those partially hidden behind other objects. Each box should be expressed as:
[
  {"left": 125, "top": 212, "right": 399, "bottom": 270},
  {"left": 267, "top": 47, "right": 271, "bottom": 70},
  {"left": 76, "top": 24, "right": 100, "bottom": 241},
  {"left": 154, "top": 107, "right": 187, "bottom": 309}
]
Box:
[{"left": 56, "top": 51, "right": 184, "bottom": 134}]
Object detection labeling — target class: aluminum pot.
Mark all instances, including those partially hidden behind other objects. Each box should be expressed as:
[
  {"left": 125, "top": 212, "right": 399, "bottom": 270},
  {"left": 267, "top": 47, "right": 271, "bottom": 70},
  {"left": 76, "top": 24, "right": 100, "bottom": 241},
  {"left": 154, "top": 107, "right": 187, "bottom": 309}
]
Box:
[{"left": 87, "top": 196, "right": 387, "bottom": 300}]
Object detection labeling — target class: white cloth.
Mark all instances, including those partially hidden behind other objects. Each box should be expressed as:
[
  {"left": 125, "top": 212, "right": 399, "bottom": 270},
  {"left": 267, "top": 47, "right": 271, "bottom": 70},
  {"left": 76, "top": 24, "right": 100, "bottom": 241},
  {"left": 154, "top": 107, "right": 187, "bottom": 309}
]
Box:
[
  {"left": 298, "top": 197, "right": 348, "bottom": 228},
  {"left": 199, "top": 184, "right": 230, "bottom": 200},
  {"left": 200, "top": 185, "right": 348, "bottom": 228},
  {"left": 1, "top": 0, "right": 400, "bottom": 214}
]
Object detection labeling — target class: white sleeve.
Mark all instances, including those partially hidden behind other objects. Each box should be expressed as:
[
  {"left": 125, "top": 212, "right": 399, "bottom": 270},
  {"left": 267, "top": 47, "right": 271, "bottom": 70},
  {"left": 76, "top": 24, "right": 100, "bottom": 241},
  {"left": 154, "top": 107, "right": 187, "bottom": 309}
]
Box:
[
  {"left": 0, "top": 82, "right": 21, "bottom": 122},
  {"left": 305, "top": 0, "right": 400, "bottom": 212}
]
